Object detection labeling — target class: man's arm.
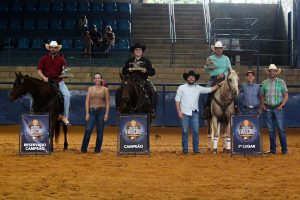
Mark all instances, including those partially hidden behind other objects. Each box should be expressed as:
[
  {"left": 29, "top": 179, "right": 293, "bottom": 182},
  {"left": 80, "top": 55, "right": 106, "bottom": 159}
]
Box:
[
  {"left": 37, "top": 69, "right": 48, "bottom": 82},
  {"left": 175, "top": 101, "right": 183, "bottom": 119},
  {"left": 278, "top": 92, "right": 288, "bottom": 110}
]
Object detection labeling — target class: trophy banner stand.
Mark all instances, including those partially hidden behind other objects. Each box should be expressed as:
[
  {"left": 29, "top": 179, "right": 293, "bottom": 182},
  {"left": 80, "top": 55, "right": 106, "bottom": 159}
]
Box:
[{"left": 117, "top": 113, "right": 150, "bottom": 156}]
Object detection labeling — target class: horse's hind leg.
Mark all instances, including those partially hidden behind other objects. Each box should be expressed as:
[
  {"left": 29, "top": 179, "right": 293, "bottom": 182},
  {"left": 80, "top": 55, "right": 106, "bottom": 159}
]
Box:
[
  {"left": 63, "top": 124, "right": 68, "bottom": 150},
  {"left": 207, "top": 119, "right": 212, "bottom": 151}
]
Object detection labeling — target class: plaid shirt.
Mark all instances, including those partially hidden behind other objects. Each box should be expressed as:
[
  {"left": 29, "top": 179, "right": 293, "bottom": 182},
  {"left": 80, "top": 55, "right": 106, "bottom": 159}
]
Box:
[{"left": 261, "top": 77, "right": 288, "bottom": 106}]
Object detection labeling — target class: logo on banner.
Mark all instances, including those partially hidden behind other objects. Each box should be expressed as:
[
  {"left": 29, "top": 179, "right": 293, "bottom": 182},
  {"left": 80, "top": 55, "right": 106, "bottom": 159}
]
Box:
[
  {"left": 237, "top": 120, "right": 256, "bottom": 142},
  {"left": 125, "top": 120, "right": 143, "bottom": 141},
  {"left": 27, "top": 119, "right": 45, "bottom": 141}
]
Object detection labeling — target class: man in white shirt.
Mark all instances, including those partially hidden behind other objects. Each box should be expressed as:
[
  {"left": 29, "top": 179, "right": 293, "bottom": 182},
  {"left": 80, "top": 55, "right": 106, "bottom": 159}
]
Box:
[{"left": 175, "top": 71, "right": 222, "bottom": 154}]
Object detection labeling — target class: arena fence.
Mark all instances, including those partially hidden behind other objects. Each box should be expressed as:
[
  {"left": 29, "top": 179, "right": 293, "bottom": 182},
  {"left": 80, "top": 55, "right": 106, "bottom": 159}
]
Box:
[{"left": 1, "top": 82, "right": 300, "bottom": 128}]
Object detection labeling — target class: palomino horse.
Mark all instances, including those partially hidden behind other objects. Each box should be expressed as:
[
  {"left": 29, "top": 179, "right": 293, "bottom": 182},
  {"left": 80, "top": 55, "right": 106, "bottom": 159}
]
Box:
[
  {"left": 209, "top": 70, "right": 239, "bottom": 153},
  {"left": 9, "top": 72, "right": 68, "bottom": 151},
  {"left": 115, "top": 74, "right": 157, "bottom": 123}
]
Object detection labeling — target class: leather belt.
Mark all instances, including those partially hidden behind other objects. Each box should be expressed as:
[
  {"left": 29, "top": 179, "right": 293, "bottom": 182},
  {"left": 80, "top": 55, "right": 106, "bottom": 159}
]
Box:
[{"left": 265, "top": 104, "right": 280, "bottom": 108}]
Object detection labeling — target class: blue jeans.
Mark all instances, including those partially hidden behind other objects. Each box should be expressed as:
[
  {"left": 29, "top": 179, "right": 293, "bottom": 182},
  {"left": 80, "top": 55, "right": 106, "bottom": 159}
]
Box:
[
  {"left": 81, "top": 108, "right": 106, "bottom": 153},
  {"left": 264, "top": 108, "right": 288, "bottom": 153},
  {"left": 59, "top": 81, "right": 71, "bottom": 118},
  {"left": 202, "top": 77, "right": 217, "bottom": 109},
  {"left": 181, "top": 111, "right": 200, "bottom": 152},
  {"left": 242, "top": 108, "right": 259, "bottom": 115}
]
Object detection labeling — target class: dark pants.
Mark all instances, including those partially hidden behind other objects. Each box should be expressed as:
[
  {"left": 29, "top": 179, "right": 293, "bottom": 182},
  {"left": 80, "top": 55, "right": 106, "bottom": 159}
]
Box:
[{"left": 81, "top": 108, "right": 106, "bottom": 153}]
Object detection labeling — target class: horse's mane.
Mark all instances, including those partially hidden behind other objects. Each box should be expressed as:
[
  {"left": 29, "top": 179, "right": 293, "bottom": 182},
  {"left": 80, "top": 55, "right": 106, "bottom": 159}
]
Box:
[{"left": 23, "top": 75, "right": 45, "bottom": 84}]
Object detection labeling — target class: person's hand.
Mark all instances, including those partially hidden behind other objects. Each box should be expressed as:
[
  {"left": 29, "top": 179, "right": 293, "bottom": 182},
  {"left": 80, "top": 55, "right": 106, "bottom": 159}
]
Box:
[
  {"left": 43, "top": 77, "right": 49, "bottom": 82},
  {"left": 206, "top": 57, "right": 213, "bottom": 65},
  {"left": 217, "top": 74, "right": 225, "bottom": 79},
  {"left": 85, "top": 113, "right": 90, "bottom": 121},
  {"left": 177, "top": 111, "right": 184, "bottom": 119},
  {"left": 141, "top": 68, "right": 147, "bottom": 73},
  {"left": 218, "top": 81, "right": 225, "bottom": 86},
  {"left": 104, "top": 113, "right": 109, "bottom": 122},
  {"left": 277, "top": 105, "right": 283, "bottom": 111}
]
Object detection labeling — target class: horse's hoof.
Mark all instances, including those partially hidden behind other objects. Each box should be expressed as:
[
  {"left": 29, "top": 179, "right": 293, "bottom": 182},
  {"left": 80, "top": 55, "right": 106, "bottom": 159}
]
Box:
[{"left": 212, "top": 149, "right": 217, "bottom": 154}]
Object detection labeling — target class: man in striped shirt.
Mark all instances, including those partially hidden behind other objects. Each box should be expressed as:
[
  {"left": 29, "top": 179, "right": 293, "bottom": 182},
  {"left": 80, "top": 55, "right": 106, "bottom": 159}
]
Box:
[{"left": 261, "top": 64, "right": 288, "bottom": 154}]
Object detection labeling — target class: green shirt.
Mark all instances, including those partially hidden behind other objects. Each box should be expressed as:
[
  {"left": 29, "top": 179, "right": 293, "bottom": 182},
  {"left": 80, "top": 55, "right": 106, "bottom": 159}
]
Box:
[
  {"left": 205, "top": 54, "right": 232, "bottom": 77},
  {"left": 261, "top": 77, "right": 288, "bottom": 106}
]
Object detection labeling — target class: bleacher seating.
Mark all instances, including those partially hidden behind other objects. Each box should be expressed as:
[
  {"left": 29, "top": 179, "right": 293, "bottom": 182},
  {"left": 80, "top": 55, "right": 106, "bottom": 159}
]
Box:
[
  {"left": 23, "top": 19, "right": 35, "bottom": 29},
  {"left": 0, "top": 0, "right": 132, "bottom": 66},
  {"left": 37, "top": 19, "right": 48, "bottom": 29},
  {"left": 51, "top": 19, "right": 62, "bottom": 30},
  {"left": 91, "top": 2, "right": 103, "bottom": 12},
  {"left": 38, "top": 2, "right": 50, "bottom": 11},
  {"left": 52, "top": 1, "right": 63, "bottom": 12},
  {"left": 10, "top": 19, "right": 22, "bottom": 29},
  {"left": 61, "top": 39, "right": 73, "bottom": 49},
  {"left": 11, "top": 1, "right": 23, "bottom": 12},
  {"left": 32, "top": 38, "right": 43, "bottom": 49},
  {"left": 65, "top": 2, "right": 77, "bottom": 12},
  {"left": 0, "top": 20, "right": 7, "bottom": 29},
  {"left": 0, "top": 1, "right": 9, "bottom": 11},
  {"left": 79, "top": 2, "right": 90, "bottom": 12},
  {"left": 25, "top": 1, "right": 37, "bottom": 11},
  {"left": 18, "top": 38, "right": 30, "bottom": 49},
  {"left": 64, "top": 19, "right": 76, "bottom": 30}
]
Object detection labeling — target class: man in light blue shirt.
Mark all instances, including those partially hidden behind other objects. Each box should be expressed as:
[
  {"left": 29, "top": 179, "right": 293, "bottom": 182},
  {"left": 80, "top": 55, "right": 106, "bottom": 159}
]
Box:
[
  {"left": 240, "top": 70, "right": 261, "bottom": 115},
  {"left": 202, "top": 41, "right": 232, "bottom": 119},
  {"left": 175, "top": 71, "right": 222, "bottom": 154}
]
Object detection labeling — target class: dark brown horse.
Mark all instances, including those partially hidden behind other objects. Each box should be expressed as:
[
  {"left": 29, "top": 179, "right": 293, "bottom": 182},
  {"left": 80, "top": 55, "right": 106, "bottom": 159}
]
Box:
[
  {"left": 115, "top": 74, "right": 157, "bottom": 122},
  {"left": 9, "top": 72, "right": 68, "bottom": 151}
]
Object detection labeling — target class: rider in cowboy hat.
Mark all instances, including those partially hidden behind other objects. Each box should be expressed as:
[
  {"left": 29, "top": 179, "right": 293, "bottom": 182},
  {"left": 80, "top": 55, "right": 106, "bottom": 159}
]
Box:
[
  {"left": 122, "top": 42, "right": 157, "bottom": 116},
  {"left": 175, "top": 70, "right": 223, "bottom": 154},
  {"left": 37, "top": 40, "right": 71, "bottom": 126},
  {"left": 202, "top": 40, "right": 236, "bottom": 119}
]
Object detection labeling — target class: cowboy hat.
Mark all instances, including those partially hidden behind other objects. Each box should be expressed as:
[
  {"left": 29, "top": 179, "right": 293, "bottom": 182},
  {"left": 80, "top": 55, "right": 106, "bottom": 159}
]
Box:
[
  {"left": 130, "top": 43, "right": 146, "bottom": 53},
  {"left": 183, "top": 70, "right": 200, "bottom": 81},
  {"left": 211, "top": 41, "right": 226, "bottom": 52},
  {"left": 45, "top": 41, "right": 62, "bottom": 50},
  {"left": 265, "top": 64, "right": 281, "bottom": 74},
  {"left": 246, "top": 70, "right": 255, "bottom": 76}
]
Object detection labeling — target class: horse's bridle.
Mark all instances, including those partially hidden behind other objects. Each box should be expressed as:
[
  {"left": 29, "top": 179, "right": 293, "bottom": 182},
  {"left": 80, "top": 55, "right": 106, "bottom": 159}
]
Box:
[{"left": 212, "top": 71, "right": 236, "bottom": 121}]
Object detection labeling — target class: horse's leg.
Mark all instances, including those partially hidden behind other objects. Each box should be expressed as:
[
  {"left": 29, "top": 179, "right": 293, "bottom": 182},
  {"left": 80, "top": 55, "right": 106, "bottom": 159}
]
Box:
[
  {"left": 211, "top": 116, "right": 219, "bottom": 154},
  {"left": 224, "top": 121, "right": 231, "bottom": 153},
  {"left": 63, "top": 124, "right": 68, "bottom": 150},
  {"left": 207, "top": 119, "right": 211, "bottom": 151}
]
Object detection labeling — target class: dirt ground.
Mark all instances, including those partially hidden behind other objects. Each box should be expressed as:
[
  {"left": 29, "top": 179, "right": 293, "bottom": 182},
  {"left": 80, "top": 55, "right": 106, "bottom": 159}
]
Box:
[{"left": 0, "top": 125, "right": 299, "bottom": 200}]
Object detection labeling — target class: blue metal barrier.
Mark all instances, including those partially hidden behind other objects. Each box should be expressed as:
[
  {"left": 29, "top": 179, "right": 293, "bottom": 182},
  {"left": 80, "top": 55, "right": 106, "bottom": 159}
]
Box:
[{"left": 1, "top": 89, "right": 300, "bottom": 127}]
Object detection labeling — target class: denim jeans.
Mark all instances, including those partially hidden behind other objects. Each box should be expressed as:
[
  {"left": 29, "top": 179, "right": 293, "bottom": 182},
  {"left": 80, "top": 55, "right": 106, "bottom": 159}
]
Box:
[
  {"left": 242, "top": 108, "right": 259, "bottom": 115},
  {"left": 181, "top": 111, "right": 200, "bottom": 152},
  {"left": 202, "top": 77, "right": 217, "bottom": 109},
  {"left": 81, "top": 108, "right": 106, "bottom": 153},
  {"left": 264, "top": 108, "right": 288, "bottom": 153},
  {"left": 59, "top": 81, "right": 71, "bottom": 118}
]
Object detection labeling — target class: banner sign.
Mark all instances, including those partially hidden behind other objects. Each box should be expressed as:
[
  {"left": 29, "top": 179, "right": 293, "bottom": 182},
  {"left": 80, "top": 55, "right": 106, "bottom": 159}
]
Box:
[
  {"left": 20, "top": 114, "right": 50, "bottom": 155},
  {"left": 232, "top": 114, "right": 262, "bottom": 155},
  {"left": 119, "top": 114, "right": 149, "bottom": 155}
]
